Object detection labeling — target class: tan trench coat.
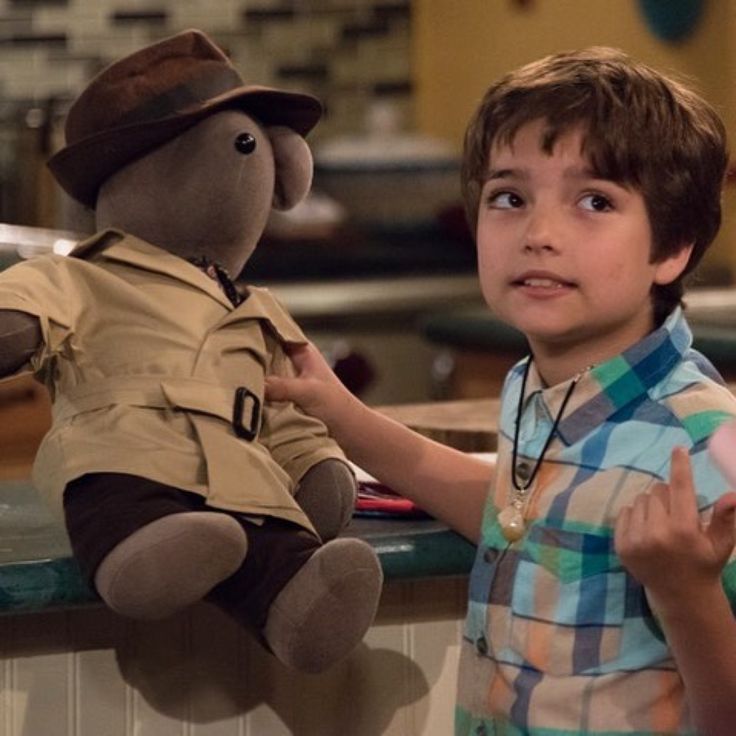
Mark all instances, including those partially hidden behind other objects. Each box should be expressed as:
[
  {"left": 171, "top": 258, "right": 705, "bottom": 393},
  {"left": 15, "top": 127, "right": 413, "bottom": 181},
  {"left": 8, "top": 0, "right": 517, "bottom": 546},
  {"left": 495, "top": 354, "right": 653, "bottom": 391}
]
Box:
[{"left": 0, "top": 229, "right": 345, "bottom": 532}]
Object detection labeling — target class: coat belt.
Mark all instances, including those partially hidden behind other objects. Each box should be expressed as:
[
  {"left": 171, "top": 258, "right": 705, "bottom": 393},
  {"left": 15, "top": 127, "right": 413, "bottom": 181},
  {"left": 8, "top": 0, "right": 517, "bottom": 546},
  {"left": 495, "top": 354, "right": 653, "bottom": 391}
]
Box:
[{"left": 53, "top": 375, "right": 262, "bottom": 440}]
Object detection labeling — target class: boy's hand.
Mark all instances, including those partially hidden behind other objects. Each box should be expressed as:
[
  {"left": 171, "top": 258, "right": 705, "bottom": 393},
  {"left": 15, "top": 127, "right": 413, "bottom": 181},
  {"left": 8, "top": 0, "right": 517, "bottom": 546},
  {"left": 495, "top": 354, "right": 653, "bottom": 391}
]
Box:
[
  {"left": 614, "top": 447, "right": 736, "bottom": 606},
  {"left": 265, "top": 342, "right": 356, "bottom": 427}
]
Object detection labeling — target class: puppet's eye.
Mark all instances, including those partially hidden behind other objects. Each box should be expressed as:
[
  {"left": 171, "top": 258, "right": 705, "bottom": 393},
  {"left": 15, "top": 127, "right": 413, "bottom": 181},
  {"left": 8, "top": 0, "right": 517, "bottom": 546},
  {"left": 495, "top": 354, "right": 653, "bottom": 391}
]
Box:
[{"left": 234, "top": 133, "right": 257, "bottom": 154}]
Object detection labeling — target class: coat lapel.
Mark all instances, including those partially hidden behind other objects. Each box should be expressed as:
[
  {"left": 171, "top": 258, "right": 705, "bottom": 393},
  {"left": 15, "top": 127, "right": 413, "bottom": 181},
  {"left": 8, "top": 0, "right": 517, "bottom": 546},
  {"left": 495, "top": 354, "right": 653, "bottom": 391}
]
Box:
[{"left": 222, "top": 286, "right": 307, "bottom": 344}]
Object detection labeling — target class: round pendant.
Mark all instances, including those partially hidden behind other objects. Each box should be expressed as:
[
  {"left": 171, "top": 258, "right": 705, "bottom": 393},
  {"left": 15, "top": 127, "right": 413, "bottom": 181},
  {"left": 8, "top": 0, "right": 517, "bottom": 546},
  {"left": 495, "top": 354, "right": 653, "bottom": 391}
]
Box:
[{"left": 498, "top": 505, "right": 526, "bottom": 542}]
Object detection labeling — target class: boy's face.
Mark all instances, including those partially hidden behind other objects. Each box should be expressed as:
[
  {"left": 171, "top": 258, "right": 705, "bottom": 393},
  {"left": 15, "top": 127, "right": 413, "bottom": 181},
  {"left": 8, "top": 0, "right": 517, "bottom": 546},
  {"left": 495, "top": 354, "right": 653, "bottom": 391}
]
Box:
[{"left": 476, "top": 119, "right": 691, "bottom": 377}]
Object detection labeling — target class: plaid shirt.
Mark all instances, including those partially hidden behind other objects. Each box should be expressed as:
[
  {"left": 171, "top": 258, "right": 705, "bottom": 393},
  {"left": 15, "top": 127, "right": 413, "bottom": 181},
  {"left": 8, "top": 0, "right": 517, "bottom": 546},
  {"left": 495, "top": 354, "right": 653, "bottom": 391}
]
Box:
[{"left": 456, "top": 308, "right": 736, "bottom": 736}]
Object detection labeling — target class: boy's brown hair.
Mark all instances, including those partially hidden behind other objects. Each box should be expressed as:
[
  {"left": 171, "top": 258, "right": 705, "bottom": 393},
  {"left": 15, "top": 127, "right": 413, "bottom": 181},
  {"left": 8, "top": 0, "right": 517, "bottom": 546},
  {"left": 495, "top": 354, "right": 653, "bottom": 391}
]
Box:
[{"left": 462, "top": 47, "right": 728, "bottom": 324}]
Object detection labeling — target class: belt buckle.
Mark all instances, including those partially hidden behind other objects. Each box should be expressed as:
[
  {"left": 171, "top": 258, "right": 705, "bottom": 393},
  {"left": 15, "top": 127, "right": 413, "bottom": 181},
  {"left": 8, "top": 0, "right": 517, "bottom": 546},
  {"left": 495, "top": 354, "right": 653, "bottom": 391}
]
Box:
[{"left": 232, "top": 387, "right": 261, "bottom": 441}]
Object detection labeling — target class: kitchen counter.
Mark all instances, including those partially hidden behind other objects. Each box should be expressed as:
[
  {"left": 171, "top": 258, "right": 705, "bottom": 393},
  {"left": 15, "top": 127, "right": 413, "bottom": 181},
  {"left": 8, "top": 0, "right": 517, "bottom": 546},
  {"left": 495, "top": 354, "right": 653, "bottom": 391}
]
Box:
[{"left": 0, "top": 399, "right": 497, "bottom": 616}]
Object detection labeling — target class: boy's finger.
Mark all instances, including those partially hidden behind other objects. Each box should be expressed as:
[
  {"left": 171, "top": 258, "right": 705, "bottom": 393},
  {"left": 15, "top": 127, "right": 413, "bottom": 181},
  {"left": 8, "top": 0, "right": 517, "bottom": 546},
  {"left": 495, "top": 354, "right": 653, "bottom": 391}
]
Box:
[
  {"left": 668, "top": 446, "right": 699, "bottom": 519},
  {"left": 264, "top": 376, "right": 296, "bottom": 402},
  {"left": 650, "top": 482, "right": 671, "bottom": 513},
  {"left": 288, "top": 342, "right": 333, "bottom": 379},
  {"left": 264, "top": 376, "right": 284, "bottom": 400},
  {"left": 706, "top": 492, "right": 736, "bottom": 555},
  {"left": 283, "top": 343, "right": 314, "bottom": 375}
]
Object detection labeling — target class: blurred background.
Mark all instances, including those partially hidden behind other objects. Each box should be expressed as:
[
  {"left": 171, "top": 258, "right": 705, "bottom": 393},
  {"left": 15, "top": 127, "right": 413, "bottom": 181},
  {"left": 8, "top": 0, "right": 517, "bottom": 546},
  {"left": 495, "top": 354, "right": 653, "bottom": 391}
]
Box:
[
  {"left": 0, "top": 0, "right": 735, "bottom": 409},
  {"left": 5, "top": 7, "right": 736, "bottom": 734}
]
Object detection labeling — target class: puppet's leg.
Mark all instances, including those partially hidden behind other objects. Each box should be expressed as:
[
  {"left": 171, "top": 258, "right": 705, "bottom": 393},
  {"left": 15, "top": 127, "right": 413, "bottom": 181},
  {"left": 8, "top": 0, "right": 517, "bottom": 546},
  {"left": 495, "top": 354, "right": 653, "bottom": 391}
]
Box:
[
  {"left": 263, "top": 536, "right": 382, "bottom": 673},
  {"left": 64, "top": 474, "right": 248, "bottom": 620},
  {"left": 294, "top": 459, "right": 356, "bottom": 541},
  {"left": 208, "top": 518, "right": 382, "bottom": 673},
  {"left": 95, "top": 512, "right": 248, "bottom": 619}
]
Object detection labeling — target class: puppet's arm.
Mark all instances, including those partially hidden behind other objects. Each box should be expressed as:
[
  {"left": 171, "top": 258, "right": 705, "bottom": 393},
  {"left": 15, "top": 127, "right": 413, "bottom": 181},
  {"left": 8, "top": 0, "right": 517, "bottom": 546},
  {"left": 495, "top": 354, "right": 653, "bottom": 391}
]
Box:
[{"left": 0, "top": 310, "right": 42, "bottom": 377}]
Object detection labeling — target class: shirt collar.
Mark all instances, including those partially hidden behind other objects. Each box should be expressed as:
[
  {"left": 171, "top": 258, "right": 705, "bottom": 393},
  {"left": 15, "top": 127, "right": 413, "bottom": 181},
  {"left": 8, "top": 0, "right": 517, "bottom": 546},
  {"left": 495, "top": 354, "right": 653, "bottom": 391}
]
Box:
[{"left": 518, "top": 307, "right": 691, "bottom": 445}]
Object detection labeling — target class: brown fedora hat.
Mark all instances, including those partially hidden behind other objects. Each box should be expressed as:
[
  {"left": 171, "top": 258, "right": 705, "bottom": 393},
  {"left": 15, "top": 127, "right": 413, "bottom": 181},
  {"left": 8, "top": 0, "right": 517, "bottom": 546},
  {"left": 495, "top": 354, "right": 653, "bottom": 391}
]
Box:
[{"left": 47, "top": 29, "right": 323, "bottom": 208}]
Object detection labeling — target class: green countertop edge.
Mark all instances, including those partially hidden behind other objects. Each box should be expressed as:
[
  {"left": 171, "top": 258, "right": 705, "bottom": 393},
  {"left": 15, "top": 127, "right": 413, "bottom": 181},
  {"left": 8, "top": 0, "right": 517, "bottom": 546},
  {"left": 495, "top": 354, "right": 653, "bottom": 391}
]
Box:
[
  {"left": 0, "top": 527, "right": 476, "bottom": 616},
  {"left": 0, "top": 556, "right": 98, "bottom": 615},
  {"left": 366, "top": 528, "right": 476, "bottom": 580}
]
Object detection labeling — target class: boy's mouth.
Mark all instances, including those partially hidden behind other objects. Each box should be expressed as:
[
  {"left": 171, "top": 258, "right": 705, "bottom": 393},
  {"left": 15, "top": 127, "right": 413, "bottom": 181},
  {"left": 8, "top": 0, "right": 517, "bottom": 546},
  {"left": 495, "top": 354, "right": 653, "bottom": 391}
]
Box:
[{"left": 511, "top": 271, "right": 576, "bottom": 289}]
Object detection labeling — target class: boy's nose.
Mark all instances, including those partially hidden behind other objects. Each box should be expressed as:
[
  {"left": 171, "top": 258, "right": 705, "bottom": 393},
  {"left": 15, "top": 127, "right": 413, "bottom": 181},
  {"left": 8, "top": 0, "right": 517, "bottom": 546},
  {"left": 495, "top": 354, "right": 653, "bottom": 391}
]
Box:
[
  {"left": 523, "top": 240, "right": 556, "bottom": 254},
  {"left": 522, "top": 211, "right": 560, "bottom": 254}
]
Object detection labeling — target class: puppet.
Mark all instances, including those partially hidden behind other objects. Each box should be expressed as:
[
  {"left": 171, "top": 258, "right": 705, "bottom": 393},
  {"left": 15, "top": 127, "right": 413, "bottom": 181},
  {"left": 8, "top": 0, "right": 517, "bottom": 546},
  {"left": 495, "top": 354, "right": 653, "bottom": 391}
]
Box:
[{"left": 0, "top": 29, "right": 382, "bottom": 673}]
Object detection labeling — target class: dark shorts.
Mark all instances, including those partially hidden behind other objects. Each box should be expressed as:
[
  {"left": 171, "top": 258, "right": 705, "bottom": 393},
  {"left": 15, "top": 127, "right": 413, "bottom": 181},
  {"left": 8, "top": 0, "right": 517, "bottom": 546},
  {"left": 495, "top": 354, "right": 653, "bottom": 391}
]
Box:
[{"left": 63, "top": 473, "right": 320, "bottom": 629}]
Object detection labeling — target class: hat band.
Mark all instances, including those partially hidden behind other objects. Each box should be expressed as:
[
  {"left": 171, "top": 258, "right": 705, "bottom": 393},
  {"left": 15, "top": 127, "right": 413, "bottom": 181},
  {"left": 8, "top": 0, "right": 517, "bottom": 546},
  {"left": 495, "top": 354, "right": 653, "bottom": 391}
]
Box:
[{"left": 115, "top": 66, "right": 243, "bottom": 128}]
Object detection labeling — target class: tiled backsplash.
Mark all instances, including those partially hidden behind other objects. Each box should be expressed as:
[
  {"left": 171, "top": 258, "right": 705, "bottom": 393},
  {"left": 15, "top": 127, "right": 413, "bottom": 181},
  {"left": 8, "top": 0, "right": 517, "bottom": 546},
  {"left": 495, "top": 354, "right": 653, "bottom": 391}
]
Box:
[
  {"left": 0, "top": 0, "right": 412, "bottom": 225},
  {"left": 0, "top": 0, "right": 412, "bottom": 140}
]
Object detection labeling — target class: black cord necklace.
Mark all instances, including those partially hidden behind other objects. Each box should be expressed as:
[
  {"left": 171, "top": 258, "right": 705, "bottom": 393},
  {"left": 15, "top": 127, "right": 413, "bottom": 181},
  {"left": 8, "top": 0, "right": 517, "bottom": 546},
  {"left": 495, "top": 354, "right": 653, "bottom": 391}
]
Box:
[{"left": 500, "top": 358, "right": 588, "bottom": 542}]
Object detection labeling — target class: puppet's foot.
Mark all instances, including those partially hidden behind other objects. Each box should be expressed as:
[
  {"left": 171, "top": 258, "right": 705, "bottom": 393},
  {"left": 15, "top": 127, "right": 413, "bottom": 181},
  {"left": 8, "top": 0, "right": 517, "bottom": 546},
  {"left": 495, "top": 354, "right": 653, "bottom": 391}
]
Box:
[
  {"left": 95, "top": 512, "right": 247, "bottom": 620},
  {"left": 263, "top": 538, "right": 382, "bottom": 673},
  {"left": 295, "top": 459, "right": 357, "bottom": 541}
]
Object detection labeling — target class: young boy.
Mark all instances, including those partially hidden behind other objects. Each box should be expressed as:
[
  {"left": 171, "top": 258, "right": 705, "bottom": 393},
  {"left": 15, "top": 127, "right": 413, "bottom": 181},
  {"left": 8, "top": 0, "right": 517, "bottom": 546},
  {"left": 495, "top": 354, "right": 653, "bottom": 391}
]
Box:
[{"left": 266, "top": 48, "right": 736, "bottom": 735}]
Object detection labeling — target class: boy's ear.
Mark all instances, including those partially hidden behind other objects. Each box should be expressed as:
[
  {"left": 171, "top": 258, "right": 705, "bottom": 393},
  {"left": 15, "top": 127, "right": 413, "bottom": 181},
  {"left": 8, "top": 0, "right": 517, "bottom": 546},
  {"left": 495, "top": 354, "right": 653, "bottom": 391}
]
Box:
[{"left": 653, "top": 242, "right": 694, "bottom": 285}]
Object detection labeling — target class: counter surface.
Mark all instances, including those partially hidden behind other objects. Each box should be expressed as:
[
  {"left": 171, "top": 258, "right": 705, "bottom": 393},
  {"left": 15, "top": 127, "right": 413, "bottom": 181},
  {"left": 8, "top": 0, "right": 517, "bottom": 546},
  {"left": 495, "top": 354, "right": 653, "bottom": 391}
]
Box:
[{"left": 0, "top": 513, "right": 478, "bottom": 615}]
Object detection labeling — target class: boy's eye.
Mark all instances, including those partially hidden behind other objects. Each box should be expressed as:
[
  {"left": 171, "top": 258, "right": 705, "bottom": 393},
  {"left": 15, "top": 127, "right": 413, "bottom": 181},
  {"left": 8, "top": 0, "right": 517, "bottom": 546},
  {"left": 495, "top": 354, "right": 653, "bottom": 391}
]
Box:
[
  {"left": 579, "top": 193, "right": 613, "bottom": 212},
  {"left": 488, "top": 191, "right": 524, "bottom": 209}
]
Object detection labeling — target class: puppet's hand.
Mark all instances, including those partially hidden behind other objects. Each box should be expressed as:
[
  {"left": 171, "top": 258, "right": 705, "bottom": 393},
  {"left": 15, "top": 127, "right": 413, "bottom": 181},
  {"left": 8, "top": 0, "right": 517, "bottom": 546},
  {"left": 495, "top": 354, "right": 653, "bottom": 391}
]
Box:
[
  {"left": 614, "top": 447, "right": 736, "bottom": 610},
  {"left": 265, "top": 342, "right": 356, "bottom": 430},
  {"left": 0, "top": 310, "right": 42, "bottom": 376}
]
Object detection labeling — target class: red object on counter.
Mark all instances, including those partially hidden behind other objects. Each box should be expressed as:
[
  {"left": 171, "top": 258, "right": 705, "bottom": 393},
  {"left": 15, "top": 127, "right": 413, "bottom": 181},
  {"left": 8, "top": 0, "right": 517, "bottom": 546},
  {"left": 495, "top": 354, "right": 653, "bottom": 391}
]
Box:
[{"left": 355, "top": 482, "right": 430, "bottom": 518}]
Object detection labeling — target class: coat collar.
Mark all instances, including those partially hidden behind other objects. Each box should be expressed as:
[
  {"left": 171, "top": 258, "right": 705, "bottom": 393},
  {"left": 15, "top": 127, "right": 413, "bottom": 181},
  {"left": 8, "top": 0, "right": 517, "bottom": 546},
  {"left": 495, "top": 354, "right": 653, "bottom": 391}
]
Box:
[
  {"left": 71, "top": 228, "right": 233, "bottom": 309},
  {"left": 69, "top": 229, "right": 306, "bottom": 344},
  {"left": 509, "top": 307, "right": 693, "bottom": 446}
]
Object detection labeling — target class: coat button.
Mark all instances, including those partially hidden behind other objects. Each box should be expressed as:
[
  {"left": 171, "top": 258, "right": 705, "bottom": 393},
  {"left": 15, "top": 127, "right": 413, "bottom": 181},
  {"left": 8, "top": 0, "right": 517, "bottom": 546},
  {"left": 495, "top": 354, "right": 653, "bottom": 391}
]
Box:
[
  {"left": 476, "top": 635, "right": 488, "bottom": 656},
  {"left": 483, "top": 547, "right": 497, "bottom": 564}
]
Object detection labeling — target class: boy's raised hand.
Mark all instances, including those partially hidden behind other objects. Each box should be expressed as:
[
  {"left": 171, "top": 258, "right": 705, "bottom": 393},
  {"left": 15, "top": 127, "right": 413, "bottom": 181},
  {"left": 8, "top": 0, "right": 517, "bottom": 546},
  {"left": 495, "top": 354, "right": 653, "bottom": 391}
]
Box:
[{"left": 614, "top": 446, "right": 736, "bottom": 605}]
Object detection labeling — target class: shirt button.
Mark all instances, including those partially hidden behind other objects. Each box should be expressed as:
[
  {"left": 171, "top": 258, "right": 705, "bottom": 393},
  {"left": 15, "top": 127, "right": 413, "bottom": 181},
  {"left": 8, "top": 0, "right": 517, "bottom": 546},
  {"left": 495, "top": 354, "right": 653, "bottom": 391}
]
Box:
[
  {"left": 475, "top": 724, "right": 488, "bottom": 736},
  {"left": 476, "top": 635, "right": 488, "bottom": 656}
]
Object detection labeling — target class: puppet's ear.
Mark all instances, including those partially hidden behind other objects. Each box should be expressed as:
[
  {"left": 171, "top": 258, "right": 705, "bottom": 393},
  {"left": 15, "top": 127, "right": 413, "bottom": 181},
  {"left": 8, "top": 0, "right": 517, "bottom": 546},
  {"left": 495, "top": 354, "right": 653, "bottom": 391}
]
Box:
[{"left": 267, "top": 126, "right": 314, "bottom": 211}]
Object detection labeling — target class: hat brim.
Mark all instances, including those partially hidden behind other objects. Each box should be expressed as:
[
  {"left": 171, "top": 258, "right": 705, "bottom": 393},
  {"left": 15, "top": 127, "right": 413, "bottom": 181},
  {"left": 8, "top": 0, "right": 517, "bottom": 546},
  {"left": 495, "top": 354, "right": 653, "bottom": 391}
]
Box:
[{"left": 48, "top": 86, "right": 322, "bottom": 208}]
